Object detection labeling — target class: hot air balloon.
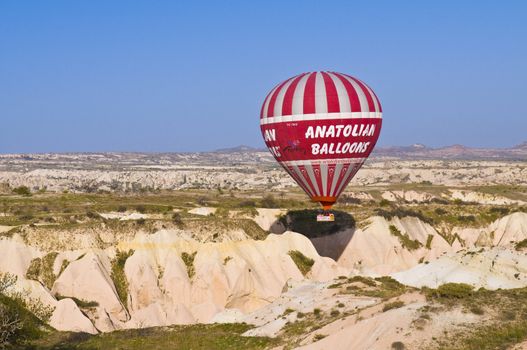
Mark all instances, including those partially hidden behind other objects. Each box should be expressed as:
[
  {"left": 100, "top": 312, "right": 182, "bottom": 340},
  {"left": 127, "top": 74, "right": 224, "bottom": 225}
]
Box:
[{"left": 260, "top": 71, "right": 382, "bottom": 220}]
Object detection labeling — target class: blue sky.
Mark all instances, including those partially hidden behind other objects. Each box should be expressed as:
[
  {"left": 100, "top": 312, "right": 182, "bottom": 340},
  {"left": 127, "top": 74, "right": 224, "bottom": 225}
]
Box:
[{"left": 1, "top": 1, "right": 526, "bottom": 152}]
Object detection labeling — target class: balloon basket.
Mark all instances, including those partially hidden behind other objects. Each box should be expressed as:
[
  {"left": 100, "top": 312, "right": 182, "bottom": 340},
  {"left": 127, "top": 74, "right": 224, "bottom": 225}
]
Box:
[{"left": 316, "top": 213, "right": 335, "bottom": 222}]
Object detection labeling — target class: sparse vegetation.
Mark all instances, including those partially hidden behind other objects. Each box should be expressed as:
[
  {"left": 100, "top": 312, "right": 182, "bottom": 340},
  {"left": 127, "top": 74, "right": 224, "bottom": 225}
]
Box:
[
  {"left": 288, "top": 250, "right": 314, "bottom": 276},
  {"left": 25, "top": 252, "right": 59, "bottom": 290},
  {"left": 389, "top": 225, "right": 422, "bottom": 251},
  {"left": 376, "top": 207, "right": 433, "bottom": 225},
  {"left": 27, "top": 323, "right": 278, "bottom": 350},
  {"left": 348, "top": 275, "right": 377, "bottom": 286}
]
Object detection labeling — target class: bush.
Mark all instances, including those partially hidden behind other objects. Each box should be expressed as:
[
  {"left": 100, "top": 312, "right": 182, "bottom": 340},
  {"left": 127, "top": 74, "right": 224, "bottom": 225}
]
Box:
[
  {"left": 314, "top": 333, "right": 327, "bottom": 341},
  {"left": 86, "top": 211, "right": 100, "bottom": 220},
  {"left": 427, "top": 283, "right": 474, "bottom": 299},
  {"left": 425, "top": 234, "right": 434, "bottom": 249},
  {"left": 238, "top": 200, "right": 256, "bottom": 208},
  {"left": 457, "top": 215, "right": 476, "bottom": 223},
  {"left": 515, "top": 239, "right": 527, "bottom": 251},
  {"left": 288, "top": 250, "right": 314, "bottom": 276},
  {"left": 181, "top": 251, "right": 197, "bottom": 279},
  {"left": 391, "top": 341, "right": 406, "bottom": 350},
  {"left": 0, "top": 302, "right": 22, "bottom": 347},
  {"left": 489, "top": 207, "right": 509, "bottom": 215},
  {"left": 12, "top": 186, "right": 31, "bottom": 196},
  {"left": 172, "top": 212, "right": 184, "bottom": 227},
  {"left": 0, "top": 273, "right": 17, "bottom": 294},
  {"left": 379, "top": 199, "right": 391, "bottom": 207},
  {"left": 260, "top": 194, "right": 278, "bottom": 208},
  {"left": 382, "top": 300, "right": 405, "bottom": 312},
  {"left": 434, "top": 208, "right": 447, "bottom": 215},
  {"left": 111, "top": 250, "right": 134, "bottom": 307}
]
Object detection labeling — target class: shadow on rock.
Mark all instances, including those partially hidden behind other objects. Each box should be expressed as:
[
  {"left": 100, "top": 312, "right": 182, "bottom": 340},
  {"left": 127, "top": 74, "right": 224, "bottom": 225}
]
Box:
[{"left": 270, "top": 209, "right": 356, "bottom": 261}]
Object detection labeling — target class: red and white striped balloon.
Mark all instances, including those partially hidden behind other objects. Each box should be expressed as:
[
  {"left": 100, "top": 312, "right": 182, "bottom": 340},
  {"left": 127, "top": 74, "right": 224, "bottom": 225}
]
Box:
[{"left": 260, "top": 71, "right": 382, "bottom": 210}]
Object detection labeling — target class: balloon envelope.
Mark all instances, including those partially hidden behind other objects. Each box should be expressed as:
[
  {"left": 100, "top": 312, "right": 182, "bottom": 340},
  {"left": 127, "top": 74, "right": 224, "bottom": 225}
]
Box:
[{"left": 260, "top": 71, "right": 382, "bottom": 210}]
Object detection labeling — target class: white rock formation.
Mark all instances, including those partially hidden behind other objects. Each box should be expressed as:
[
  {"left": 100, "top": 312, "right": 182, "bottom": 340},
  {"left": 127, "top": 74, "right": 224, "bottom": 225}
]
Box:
[
  {"left": 49, "top": 298, "right": 98, "bottom": 334},
  {"left": 393, "top": 247, "right": 527, "bottom": 290}
]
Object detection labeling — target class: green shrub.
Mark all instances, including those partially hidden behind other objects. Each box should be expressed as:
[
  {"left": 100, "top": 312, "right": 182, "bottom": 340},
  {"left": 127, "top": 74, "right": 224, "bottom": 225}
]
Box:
[
  {"left": 427, "top": 283, "right": 474, "bottom": 299},
  {"left": 489, "top": 207, "right": 509, "bottom": 215},
  {"left": 86, "top": 211, "right": 100, "bottom": 219},
  {"left": 434, "top": 208, "right": 447, "bottom": 215},
  {"left": 172, "top": 212, "right": 184, "bottom": 227},
  {"left": 260, "top": 194, "right": 278, "bottom": 208},
  {"left": 0, "top": 293, "right": 47, "bottom": 346},
  {"left": 379, "top": 199, "right": 391, "bottom": 207},
  {"left": 288, "top": 250, "right": 314, "bottom": 276},
  {"left": 314, "top": 333, "right": 327, "bottom": 341},
  {"left": 425, "top": 234, "right": 434, "bottom": 249},
  {"left": 111, "top": 250, "right": 134, "bottom": 307},
  {"left": 516, "top": 239, "right": 527, "bottom": 251},
  {"left": 12, "top": 186, "right": 31, "bottom": 196},
  {"left": 182, "top": 251, "right": 197, "bottom": 279},
  {"left": 282, "top": 308, "right": 295, "bottom": 316},
  {"left": 382, "top": 300, "right": 405, "bottom": 312},
  {"left": 391, "top": 341, "right": 406, "bottom": 350}
]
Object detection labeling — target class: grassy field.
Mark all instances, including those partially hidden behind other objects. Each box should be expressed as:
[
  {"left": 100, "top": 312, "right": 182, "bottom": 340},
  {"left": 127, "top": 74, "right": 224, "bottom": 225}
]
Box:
[
  {"left": 1, "top": 185, "right": 526, "bottom": 241},
  {"left": 21, "top": 323, "right": 278, "bottom": 350}
]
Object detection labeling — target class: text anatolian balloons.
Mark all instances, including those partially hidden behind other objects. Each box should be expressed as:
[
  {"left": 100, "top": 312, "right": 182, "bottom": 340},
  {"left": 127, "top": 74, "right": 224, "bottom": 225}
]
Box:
[{"left": 260, "top": 71, "right": 382, "bottom": 210}]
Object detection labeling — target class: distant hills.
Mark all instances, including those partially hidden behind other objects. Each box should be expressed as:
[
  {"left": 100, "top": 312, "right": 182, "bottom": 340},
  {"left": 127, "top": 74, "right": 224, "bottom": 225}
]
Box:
[
  {"left": 213, "top": 145, "right": 266, "bottom": 153},
  {"left": 371, "top": 141, "right": 527, "bottom": 160},
  {"left": 214, "top": 142, "right": 527, "bottom": 160}
]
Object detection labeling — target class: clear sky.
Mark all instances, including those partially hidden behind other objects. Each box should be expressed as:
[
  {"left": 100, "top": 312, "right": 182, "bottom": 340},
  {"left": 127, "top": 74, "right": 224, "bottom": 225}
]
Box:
[{"left": 1, "top": 1, "right": 526, "bottom": 153}]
